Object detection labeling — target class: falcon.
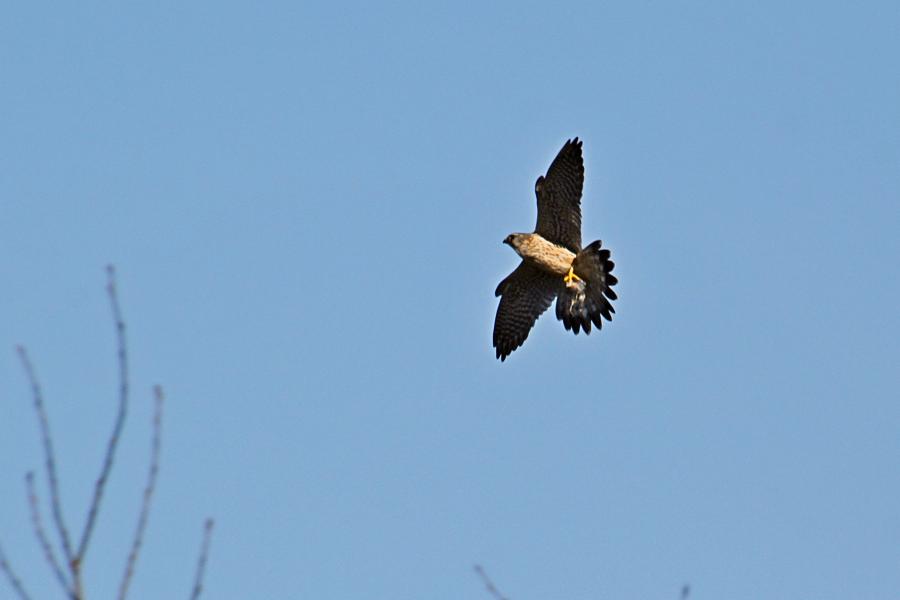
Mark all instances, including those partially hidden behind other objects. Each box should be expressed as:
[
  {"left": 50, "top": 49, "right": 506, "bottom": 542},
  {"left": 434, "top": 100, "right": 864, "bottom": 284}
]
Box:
[{"left": 493, "top": 138, "right": 618, "bottom": 361}]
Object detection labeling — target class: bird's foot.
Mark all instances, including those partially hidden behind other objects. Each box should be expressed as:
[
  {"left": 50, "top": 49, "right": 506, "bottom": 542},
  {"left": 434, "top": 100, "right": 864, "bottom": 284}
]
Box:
[{"left": 563, "top": 266, "right": 583, "bottom": 286}]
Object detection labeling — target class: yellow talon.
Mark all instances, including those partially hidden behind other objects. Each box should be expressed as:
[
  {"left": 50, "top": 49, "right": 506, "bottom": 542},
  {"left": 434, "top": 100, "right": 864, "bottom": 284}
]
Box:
[{"left": 563, "top": 266, "right": 582, "bottom": 285}]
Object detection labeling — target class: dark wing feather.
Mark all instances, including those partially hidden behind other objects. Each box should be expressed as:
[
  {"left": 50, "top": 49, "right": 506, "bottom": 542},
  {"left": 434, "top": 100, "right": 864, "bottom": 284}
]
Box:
[
  {"left": 493, "top": 262, "right": 559, "bottom": 361},
  {"left": 534, "top": 138, "right": 584, "bottom": 253}
]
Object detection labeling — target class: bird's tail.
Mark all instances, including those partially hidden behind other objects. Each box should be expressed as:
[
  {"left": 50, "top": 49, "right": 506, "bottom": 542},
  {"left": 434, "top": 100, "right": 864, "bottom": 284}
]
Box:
[{"left": 556, "top": 240, "right": 618, "bottom": 334}]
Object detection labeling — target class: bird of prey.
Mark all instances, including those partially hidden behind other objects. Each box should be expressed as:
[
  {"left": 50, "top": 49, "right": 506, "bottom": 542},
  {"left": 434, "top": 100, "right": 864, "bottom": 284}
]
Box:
[{"left": 493, "top": 138, "right": 618, "bottom": 361}]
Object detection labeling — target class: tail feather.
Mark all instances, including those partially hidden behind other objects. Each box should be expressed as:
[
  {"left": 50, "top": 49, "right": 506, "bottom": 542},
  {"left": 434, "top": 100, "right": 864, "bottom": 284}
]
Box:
[{"left": 556, "top": 240, "right": 617, "bottom": 335}]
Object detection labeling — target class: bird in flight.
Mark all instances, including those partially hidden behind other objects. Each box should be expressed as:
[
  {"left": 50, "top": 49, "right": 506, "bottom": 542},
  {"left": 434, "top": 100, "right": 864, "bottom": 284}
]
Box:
[{"left": 493, "top": 138, "right": 618, "bottom": 361}]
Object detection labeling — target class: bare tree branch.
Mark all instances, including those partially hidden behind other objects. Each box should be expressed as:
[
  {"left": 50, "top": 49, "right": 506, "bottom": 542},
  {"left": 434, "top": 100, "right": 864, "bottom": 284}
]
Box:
[
  {"left": 4, "top": 267, "right": 213, "bottom": 600},
  {"left": 77, "top": 265, "right": 129, "bottom": 563},
  {"left": 473, "top": 565, "right": 509, "bottom": 600},
  {"left": 188, "top": 519, "right": 215, "bottom": 600},
  {"left": 16, "top": 345, "right": 76, "bottom": 572},
  {"left": 117, "top": 385, "right": 164, "bottom": 600},
  {"left": 24, "top": 472, "right": 72, "bottom": 596},
  {"left": 0, "top": 543, "right": 32, "bottom": 600}
]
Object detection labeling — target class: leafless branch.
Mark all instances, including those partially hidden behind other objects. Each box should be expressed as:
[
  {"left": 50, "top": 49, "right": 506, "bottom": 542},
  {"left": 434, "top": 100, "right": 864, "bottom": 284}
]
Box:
[
  {"left": 473, "top": 564, "right": 509, "bottom": 600},
  {"left": 188, "top": 519, "right": 215, "bottom": 600},
  {"left": 0, "top": 543, "right": 32, "bottom": 600},
  {"left": 16, "top": 346, "right": 76, "bottom": 570},
  {"left": 25, "top": 472, "right": 72, "bottom": 596},
  {"left": 117, "top": 385, "right": 164, "bottom": 600},
  {"left": 4, "top": 267, "right": 213, "bottom": 600},
  {"left": 77, "top": 265, "right": 129, "bottom": 563}
]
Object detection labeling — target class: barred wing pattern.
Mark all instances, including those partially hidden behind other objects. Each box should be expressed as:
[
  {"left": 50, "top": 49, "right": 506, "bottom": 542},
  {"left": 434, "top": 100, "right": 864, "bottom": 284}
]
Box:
[
  {"left": 534, "top": 138, "right": 584, "bottom": 254},
  {"left": 493, "top": 262, "right": 560, "bottom": 361}
]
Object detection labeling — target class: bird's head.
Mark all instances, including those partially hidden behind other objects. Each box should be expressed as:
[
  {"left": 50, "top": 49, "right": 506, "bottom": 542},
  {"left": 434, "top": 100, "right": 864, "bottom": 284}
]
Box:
[{"left": 503, "top": 233, "right": 527, "bottom": 253}]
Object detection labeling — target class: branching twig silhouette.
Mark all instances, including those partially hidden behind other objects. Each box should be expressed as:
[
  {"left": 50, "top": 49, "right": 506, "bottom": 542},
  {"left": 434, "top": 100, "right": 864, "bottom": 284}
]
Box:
[
  {"left": 117, "top": 385, "right": 164, "bottom": 600},
  {"left": 473, "top": 565, "right": 509, "bottom": 600},
  {"left": 16, "top": 346, "right": 76, "bottom": 576},
  {"left": 0, "top": 266, "right": 214, "bottom": 599},
  {"left": 189, "top": 519, "right": 215, "bottom": 600},
  {"left": 77, "top": 265, "right": 129, "bottom": 566},
  {"left": 25, "top": 472, "right": 71, "bottom": 596},
  {"left": 0, "top": 543, "right": 32, "bottom": 600}
]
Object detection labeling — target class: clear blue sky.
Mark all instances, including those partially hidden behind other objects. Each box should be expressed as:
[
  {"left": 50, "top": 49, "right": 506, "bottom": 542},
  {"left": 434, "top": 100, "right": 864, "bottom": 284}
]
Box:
[{"left": 1, "top": 2, "right": 899, "bottom": 599}]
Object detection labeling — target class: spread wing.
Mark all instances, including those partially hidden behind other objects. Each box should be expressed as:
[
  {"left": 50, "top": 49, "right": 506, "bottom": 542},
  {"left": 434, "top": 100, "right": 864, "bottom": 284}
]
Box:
[
  {"left": 493, "top": 262, "right": 560, "bottom": 361},
  {"left": 534, "top": 138, "right": 584, "bottom": 253}
]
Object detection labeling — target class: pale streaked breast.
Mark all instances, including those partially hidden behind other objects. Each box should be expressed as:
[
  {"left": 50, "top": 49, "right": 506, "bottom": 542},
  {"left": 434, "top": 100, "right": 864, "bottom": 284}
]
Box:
[{"left": 518, "top": 234, "right": 576, "bottom": 276}]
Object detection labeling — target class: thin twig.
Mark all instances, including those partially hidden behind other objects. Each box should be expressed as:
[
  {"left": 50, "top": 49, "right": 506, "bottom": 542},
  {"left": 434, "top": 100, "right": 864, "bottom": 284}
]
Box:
[
  {"left": 0, "top": 542, "right": 33, "bottom": 600},
  {"left": 77, "top": 265, "right": 129, "bottom": 562},
  {"left": 188, "top": 519, "right": 215, "bottom": 600},
  {"left": 473, "top": 565, "right": 509, "bottom": 600},
  {"left": 117, "top": 385, "right": 164, "bottom": 600},
  {"left": 25, "top": 472, "right": 72, "bottom": 596},
  {"left": 16, "top": 346, "right": 75, "bottom": 569}
]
